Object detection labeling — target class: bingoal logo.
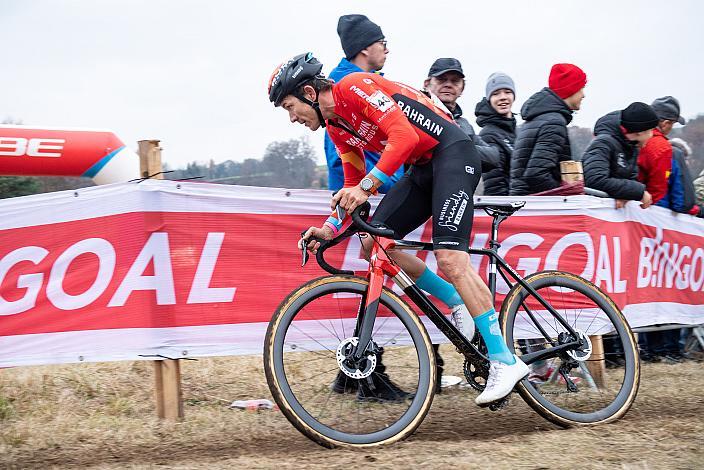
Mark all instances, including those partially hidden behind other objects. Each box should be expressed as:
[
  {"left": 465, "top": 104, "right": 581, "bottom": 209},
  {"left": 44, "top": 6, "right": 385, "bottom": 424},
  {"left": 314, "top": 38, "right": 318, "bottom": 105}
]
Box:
[{"left": 0, "top": 137, "right": 65, "bottom": 157}]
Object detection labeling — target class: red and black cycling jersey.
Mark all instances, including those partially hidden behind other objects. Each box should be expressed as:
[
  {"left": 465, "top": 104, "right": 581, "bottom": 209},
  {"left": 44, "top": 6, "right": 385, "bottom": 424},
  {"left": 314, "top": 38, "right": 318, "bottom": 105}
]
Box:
[
  {"left": 323, "top": 72, "right": 468, "bottom": 232},
  {"left": 327, "top": 72, "right": 467, "bottom": 186}
]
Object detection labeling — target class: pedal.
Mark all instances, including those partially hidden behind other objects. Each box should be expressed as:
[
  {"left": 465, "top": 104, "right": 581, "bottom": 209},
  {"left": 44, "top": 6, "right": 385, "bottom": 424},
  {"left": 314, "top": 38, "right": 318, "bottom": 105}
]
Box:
[{"left": 488, "top": 396, "right": 510, "bottom": 412}]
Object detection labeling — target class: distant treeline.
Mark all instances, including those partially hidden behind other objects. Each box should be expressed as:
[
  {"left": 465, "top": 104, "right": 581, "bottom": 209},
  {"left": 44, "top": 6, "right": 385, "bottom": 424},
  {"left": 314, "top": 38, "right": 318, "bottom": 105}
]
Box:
[
  {"left": 1, "top": 116, "right": 703, "bottom": 198},
  {"left": 165, "top": 137, "right": 323, "bottom": 189}
]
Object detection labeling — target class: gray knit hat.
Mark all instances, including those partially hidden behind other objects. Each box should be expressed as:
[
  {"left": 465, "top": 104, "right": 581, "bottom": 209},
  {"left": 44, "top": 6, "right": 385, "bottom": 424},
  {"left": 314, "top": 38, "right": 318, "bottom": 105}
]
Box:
[
  {"left": 651, "top": 96, "right": 686, "bottom": 125},
  {"left": 485, "top": 72, "right": 515, "bottom": 99}
]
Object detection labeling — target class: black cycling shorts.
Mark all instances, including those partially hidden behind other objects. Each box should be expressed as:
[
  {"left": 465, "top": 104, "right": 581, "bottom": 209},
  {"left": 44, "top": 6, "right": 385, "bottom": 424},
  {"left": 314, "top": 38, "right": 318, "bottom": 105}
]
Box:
[{"left": 371, "top": 139, "right": 482, "bottom": 251}]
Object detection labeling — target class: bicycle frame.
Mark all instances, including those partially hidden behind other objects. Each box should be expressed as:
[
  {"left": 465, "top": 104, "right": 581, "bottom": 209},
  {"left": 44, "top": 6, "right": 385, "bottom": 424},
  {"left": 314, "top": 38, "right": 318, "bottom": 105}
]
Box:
[{"left": 352, "top": 217, "right": 584, "bottom": 366}]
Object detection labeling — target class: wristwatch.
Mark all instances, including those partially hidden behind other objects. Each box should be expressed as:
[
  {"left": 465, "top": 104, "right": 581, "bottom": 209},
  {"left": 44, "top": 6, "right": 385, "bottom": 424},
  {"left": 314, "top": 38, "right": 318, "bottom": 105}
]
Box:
[{"left": 360, "top": 177, "right": 375, "bottom": 193}]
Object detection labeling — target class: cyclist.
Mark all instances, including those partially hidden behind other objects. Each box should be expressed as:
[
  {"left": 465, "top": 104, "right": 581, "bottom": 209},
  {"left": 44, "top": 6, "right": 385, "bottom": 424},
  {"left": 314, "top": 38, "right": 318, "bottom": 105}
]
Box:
[{"left": 268, "top": 52, "right": 529, "bottom": 405}]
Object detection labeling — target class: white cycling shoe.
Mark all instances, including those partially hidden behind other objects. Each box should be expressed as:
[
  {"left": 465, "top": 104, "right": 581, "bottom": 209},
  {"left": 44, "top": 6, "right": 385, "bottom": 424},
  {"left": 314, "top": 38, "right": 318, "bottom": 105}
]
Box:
[
  {"left": 475, "top": 355, "right": 529, "bottom": 406},
  {"left": 450, "top": 304, "right": 475, "bottom": 341}
]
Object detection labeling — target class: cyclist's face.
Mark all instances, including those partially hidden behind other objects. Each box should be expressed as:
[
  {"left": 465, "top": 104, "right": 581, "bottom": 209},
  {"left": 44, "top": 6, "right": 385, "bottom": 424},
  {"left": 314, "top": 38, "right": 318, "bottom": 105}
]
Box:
[
  {"left": 426, "top": 72, "right": 464, "bottom": 108},
  {"left": 489, "top": 89, "right": 515, "bottom": 117},
  {"left": 281, "top": 95, "right": 321, "bottom": 131}
]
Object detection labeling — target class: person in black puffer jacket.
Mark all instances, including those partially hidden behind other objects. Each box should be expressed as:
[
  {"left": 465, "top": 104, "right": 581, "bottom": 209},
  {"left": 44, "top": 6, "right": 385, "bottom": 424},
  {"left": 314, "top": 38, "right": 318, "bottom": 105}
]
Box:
[
  {"left": 582, "top": 102, "right": 658, "bottom": 205},
  {"left": 475, "top": 72, "right": 517, "bottom": 195},
  {"left": 509, "top": 63, "right": 587, "bottom": 196}
]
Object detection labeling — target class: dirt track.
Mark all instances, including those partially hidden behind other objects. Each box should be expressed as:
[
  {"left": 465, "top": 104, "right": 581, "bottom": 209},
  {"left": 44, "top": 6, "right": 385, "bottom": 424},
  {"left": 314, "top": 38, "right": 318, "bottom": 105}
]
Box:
[{"left": 1, "top": 352, "right": 702, "bottom": 469}]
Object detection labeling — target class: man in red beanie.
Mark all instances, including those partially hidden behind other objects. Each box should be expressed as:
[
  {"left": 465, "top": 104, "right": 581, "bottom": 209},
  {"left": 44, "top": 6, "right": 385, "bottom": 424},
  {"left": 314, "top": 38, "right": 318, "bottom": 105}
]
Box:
[{"left": 509, "top": 63, "right": 587, "bottom": 195}]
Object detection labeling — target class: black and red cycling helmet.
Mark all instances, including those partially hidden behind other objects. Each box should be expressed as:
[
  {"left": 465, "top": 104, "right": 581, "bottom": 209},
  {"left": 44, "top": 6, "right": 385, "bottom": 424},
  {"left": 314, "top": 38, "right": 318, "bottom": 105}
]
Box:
[{"left": 268, "top": 52, "right": 325, "bottom": 107}]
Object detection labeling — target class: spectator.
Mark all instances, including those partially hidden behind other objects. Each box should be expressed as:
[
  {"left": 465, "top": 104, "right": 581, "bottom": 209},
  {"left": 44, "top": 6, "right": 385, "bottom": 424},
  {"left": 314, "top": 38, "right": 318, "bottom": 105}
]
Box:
[
  {"left": 635, "top": 97, "right": 693, "bottom": 362},
  {"left": 640, "top": 96, "right": 704, "bottom": 218},
  {"left": 695, "top": 170, "right": 704, "bottom": 206},
  {"left": 637, "top": 96, "right": 685, "bottom": 203},
  {"left": 637, "top": 100, "right": 703, "bottom": 362},
  {"left": 423, "top": 58, "right": 500, "bottom": 172},
  {"left": 322, "top": 14, "right": 403, "bottom": 193},
  {"left": 509, "top": 63, "right": 587, "bottom": 196},
  {"left": 582, "top": 102, "right": 657, "bottom": 207},
  {"left": 657, "top": 137, "right": 704, "bottom": 217},
  {"left": 684, "top": 138, "right": 704, "bottom": 206},
  {"left": 475, "top": 72, "right": 517, "bottom": 195}
]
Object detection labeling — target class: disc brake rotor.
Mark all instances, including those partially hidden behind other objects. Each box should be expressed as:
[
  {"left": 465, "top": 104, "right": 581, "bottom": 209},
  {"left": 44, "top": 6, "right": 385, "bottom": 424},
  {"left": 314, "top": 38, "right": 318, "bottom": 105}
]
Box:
[
  {"left": 566, "top": 330, "right": 593, "bottom": 362},
  {"left": 336, "top": 337, "right": 377, "bottom": 379}
]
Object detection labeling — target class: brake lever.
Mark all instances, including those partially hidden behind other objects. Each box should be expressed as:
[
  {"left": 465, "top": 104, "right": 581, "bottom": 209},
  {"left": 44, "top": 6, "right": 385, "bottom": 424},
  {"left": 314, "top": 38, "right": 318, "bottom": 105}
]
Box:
[
  {"left": 335, "top": 204, "right": 346, "bottom": 221},
  {"left": 300, "top": 231, "right": 309, "bottom": 267}
]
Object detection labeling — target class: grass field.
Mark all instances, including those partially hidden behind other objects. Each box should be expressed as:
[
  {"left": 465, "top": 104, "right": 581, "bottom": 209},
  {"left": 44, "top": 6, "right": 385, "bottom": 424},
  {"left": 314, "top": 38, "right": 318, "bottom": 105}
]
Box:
[{"left": 1, "top": 348, "right": 702, "bottom": 469}]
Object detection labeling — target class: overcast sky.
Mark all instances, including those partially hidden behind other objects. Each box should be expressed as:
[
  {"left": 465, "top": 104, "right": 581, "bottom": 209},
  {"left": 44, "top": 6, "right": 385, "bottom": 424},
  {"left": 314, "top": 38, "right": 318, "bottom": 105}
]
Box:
[{"left": 2, "top": 1, "right": 703, "bottom": 169}]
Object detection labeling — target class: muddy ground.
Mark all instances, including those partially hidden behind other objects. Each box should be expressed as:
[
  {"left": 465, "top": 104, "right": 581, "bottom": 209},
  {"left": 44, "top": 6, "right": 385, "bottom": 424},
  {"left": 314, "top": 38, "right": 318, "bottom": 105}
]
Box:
[{"left": 1, "top": 349, "right": 702, "bottom": 469}]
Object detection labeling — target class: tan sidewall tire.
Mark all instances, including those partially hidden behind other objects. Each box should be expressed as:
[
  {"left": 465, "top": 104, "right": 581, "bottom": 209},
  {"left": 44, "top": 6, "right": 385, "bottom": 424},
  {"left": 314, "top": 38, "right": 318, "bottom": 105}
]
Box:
[
  {"left": 263, "top": 275, "right": 436, "bottom": 448},
  {"left": 500, "top": 270, "right": 640, "bottom": 427}
]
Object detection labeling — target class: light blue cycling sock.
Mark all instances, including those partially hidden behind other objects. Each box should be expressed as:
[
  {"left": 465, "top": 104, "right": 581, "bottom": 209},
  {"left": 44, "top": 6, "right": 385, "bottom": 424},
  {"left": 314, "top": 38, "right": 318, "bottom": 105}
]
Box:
[
  {"left": 475, "top": 309, "right": 516, "bottom": 365},
  {"left": 415, "top": 267, "right": 462, "bottom": 308}
]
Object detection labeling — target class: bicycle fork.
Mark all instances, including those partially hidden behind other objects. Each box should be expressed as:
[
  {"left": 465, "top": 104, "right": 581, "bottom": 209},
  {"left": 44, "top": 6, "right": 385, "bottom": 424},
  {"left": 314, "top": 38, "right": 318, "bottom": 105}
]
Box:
[{"left": 352, "top": 241, "right": 400, "bottom": 362}]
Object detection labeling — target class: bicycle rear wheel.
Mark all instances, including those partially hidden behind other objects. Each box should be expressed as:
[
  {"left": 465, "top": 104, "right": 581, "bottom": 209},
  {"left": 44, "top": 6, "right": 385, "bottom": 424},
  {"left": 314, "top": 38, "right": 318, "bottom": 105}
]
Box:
[
  {"left": 500, "top": 271, "right": 640, "bottom": 426},
  {"left": 264, "top": 275, "right": 435, "bottom": 448}
]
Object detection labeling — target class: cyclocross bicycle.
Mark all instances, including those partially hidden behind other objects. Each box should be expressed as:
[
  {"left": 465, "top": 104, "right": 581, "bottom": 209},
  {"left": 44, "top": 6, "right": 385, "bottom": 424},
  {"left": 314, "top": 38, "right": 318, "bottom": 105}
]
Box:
[{"left": 263, "top": 201, "right": 640, "bottom": 448}]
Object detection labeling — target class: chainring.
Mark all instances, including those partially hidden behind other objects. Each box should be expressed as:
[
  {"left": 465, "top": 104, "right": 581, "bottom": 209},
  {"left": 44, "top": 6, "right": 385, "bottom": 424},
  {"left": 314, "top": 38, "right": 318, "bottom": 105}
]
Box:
[
  {"left": 463, "top": 357, "right": 489, "bottom": 392},
  {"left": 460, "top": 334, "right": 490, "bottom": 391}
]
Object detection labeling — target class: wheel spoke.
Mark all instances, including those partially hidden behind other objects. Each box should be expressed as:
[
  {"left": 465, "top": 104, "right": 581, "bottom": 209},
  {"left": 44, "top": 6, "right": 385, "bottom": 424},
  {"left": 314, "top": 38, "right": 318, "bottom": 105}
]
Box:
[
  {"left": 504, "top": 273, "right": 639, "bottom": 424},
  {"left": 266, "top": 278, "right": 434, "bottom": 445}
]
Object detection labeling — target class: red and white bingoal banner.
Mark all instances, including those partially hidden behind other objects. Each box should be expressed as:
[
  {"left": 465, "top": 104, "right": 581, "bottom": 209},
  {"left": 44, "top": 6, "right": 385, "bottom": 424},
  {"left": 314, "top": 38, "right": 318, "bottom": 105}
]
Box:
[{"left": 0, "top": 180, "right": 702, "bottom": 366}]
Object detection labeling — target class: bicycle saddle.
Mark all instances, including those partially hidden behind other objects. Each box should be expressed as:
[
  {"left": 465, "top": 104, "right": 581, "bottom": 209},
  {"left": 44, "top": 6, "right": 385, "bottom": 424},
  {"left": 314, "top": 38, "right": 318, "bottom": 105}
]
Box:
[{"left": 475, "top": 200, "right": 526, "bottom": 214}]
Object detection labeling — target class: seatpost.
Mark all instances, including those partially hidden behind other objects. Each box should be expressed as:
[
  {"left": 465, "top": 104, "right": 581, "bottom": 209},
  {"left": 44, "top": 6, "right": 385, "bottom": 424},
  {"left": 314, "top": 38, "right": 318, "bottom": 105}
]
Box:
[{"left": 487, "top": 213, "right": 507, "bottom": 298}]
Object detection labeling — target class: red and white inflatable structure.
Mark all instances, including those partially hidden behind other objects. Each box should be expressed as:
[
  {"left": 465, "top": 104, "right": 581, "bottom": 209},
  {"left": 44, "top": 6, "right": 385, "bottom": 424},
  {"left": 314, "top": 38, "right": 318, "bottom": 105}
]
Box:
[
  {"left": 0, "top": 180, "right": 702, "bottom": 367},
  {"left": 0, "top": 125, "right": 139, "bottom": 184}
]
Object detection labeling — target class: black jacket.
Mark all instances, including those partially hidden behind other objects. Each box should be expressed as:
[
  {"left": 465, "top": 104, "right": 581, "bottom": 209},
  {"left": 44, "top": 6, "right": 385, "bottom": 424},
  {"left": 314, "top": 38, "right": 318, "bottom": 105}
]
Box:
[
  {"left": 509, "top": 88, "right": 573, "bottom": 195},
  {"left": 582, "top": 111, "right": 645, "bottom": 200},
  {"left": 475, "top": 98, "right": 517, "bottom": 196},
  {"left": 451, "top": 103, "right": 500, "bottom": 172}
]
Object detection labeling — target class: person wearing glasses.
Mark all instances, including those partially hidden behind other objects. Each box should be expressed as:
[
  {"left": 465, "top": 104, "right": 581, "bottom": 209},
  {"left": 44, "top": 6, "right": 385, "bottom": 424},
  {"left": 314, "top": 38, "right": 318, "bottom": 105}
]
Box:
[
  {"left": 323, "top": 14, "right": 404, "bottom": 194},
  {"left": 269, "top": 53, "right": 530, "bottom": 406}
]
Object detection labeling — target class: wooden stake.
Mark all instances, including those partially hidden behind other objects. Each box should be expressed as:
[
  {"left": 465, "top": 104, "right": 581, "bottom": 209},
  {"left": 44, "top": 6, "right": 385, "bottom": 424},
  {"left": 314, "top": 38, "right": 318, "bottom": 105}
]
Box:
[
  {"left": 153, "top": 360, "right": 184, "bottom": 420},
  {"left": 138, "top": 139, "right": 164, "bottom": 179},
  {"left": 137, "top": 139, "right": 183, "bottom": 420},
  {"left": 586, "top": 335, "right": 606, "bottom": 389}
]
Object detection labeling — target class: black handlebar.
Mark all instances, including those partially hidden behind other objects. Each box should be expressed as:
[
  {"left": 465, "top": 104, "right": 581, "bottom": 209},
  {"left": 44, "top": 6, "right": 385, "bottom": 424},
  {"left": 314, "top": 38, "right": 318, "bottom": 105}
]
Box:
[
  {"left": 350, "top": 202, "right": 396, "bottom": 238},
  {"left": 300, "top": 202, "right": 395, "bottom": 275},
  {"left": 315, "top": 237, "right": 354, "bottom": 276}
]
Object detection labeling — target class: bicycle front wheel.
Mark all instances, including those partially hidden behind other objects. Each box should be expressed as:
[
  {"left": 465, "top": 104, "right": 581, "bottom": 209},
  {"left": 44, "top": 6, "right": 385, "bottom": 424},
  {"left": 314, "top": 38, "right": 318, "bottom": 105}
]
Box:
[
  {"left": 264, "top": 275, "right": 435, "bottom": 448},
  {"left": 500, "top": 271, "right": 640, "bottom": 427}
]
